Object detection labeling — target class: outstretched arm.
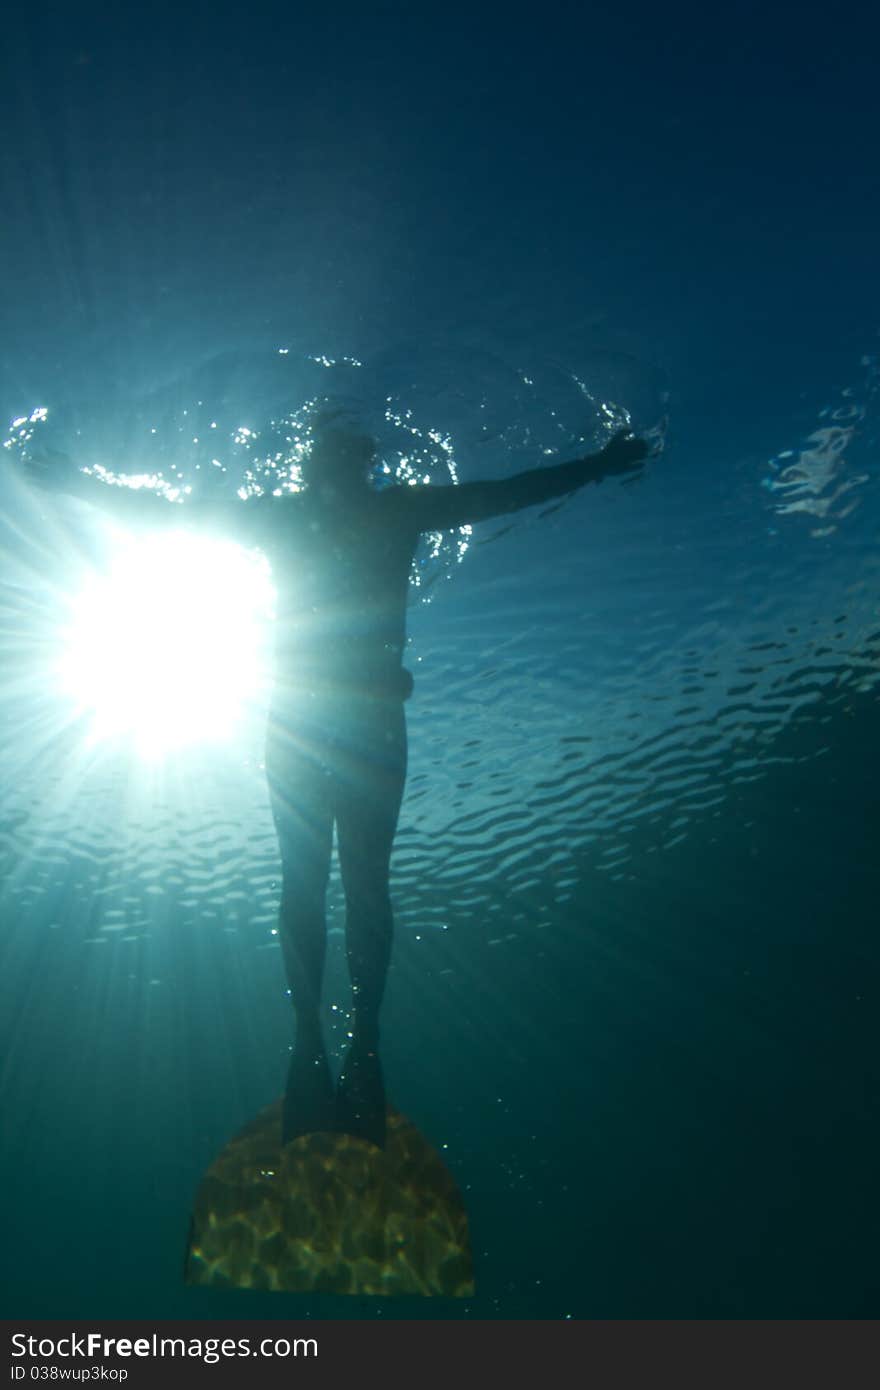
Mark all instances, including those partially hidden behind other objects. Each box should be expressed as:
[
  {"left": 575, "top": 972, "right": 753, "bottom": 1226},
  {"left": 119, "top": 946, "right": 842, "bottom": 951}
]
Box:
[
  {"left": 19, "top": 448, "right": 257, "bottom": 535},
  {"left": 406, "top": 430, "right": 649, "bottom": 532}
]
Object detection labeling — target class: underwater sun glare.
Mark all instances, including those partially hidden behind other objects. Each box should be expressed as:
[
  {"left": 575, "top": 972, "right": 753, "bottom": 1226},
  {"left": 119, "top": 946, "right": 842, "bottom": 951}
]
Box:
[{"left": 60, "top": 530, "right": 276, "bottom": 759}]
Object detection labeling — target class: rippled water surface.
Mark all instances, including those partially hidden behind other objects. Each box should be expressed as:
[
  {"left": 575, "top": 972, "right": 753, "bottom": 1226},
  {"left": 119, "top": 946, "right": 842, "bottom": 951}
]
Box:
[{"left": 1, "top": 339, "right": 878, "bottom": 1317}]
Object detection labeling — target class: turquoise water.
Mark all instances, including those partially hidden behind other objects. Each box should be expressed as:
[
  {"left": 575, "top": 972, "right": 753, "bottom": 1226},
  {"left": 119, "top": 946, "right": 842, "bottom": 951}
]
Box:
[
  {"left": 1, "top": 2, "right": 879, "bottom": 1320},
  {"left": 2, "top": 345, "right": 878, "bottom": 1316}
]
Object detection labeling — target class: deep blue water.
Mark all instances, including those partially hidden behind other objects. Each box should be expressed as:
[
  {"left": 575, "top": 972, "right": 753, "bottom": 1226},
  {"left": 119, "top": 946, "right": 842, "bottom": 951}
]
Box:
[{"left": 1, "top": 1, "right": 879, "bottom": 1319}]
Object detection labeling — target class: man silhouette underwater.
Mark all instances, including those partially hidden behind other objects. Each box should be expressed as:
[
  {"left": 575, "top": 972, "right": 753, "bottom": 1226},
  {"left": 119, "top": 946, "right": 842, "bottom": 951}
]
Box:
[{"left": 26, "top": 416, "right": 648, "bottom": 1149}]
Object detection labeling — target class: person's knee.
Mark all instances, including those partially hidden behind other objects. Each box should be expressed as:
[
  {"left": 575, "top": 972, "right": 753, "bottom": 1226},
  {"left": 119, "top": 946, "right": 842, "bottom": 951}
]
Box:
[
  {"left": 279, "top": 862, "right": 329, "bottom": 918},
  {"left": 343, "top": 878, "right": 392, "bottom": 915}
]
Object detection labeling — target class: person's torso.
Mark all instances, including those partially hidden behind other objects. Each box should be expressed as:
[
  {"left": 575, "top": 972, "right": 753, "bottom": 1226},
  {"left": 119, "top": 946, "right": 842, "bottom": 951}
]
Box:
[{"left": 256, "top": 488, "right": 419, "bottom": 697}]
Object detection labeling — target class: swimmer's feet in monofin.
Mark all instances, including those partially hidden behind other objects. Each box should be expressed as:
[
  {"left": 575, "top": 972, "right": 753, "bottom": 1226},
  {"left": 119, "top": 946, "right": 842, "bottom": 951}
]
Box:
[
  {"left": 335, "top": 1035, "right": 386, "bottom": 1149},
  {"left": 282, "top": 1041, "right": 336, "bottom": 1145}
]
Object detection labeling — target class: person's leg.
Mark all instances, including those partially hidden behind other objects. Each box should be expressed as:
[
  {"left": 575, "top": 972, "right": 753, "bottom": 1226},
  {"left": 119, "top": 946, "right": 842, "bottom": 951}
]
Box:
[
  {"left": 334, "top": 699, "right": 407, "bottom": 1147},
  {"left": 266, "top": 709, "right": 335, "bottom": 1143}
]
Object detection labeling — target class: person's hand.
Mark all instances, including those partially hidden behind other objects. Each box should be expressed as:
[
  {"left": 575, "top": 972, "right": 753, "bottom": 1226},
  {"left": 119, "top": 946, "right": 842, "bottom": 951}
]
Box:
[{"left": 597, "top": 430, "right": 650, "bottom": 476}]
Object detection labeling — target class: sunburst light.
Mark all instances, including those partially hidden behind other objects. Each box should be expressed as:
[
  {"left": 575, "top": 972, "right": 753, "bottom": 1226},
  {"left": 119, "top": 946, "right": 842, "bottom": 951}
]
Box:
[{"left": 59, "top": 529, "right": 276, "bottom": 759}]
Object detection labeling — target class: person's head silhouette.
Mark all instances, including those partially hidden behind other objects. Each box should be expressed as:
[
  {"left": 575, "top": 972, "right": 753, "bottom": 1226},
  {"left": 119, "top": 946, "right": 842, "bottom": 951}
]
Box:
[{"left": 302, "top": 410, "right": 376, "bottom": 502}]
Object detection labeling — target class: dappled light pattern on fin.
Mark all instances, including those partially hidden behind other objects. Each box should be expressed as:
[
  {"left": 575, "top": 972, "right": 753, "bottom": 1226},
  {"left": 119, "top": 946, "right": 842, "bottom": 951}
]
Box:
[{"left": 185, "top": 1099, "right": 474, "bottom": 1297}]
